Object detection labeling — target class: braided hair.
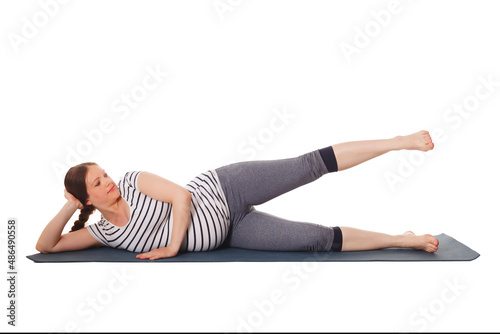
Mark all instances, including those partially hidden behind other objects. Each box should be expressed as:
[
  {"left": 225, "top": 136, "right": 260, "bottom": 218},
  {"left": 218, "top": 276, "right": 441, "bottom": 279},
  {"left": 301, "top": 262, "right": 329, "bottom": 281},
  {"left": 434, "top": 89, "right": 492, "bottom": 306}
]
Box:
[{"left": 64, "top": 162, "right": 97, "bottom": 232}]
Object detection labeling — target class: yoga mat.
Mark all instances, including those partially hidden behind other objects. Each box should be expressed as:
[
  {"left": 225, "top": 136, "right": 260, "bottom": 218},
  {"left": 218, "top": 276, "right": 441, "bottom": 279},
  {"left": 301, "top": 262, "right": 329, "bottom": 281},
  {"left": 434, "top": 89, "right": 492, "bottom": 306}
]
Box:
[{"left": 26, "top": 233, "right": 479, "bottom": 263}]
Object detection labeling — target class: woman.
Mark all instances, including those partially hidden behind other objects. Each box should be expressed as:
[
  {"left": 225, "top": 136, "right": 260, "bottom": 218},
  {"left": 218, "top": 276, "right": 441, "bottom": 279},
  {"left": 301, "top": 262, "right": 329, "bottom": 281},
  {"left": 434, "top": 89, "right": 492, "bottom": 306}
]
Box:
[{"left": 36, "top": 130, "right": 439, "bottom": 260}]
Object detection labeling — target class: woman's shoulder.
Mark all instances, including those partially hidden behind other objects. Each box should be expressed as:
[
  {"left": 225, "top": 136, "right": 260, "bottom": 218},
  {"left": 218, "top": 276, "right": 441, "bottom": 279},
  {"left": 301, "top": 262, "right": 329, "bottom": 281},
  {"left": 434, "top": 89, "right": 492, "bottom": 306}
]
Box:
[{"left": 120, "top": 171, "right": 143, "bottom": 189}]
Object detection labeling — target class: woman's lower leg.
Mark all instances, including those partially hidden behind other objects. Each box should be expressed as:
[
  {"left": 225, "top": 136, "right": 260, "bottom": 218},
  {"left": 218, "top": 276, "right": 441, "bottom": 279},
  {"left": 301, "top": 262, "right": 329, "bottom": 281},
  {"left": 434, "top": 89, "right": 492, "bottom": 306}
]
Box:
[
  {"left": 332, "top": 130, "right": 434, "bottom": 171},
  {"left": 339, "top": 227, "right": 439, "bottom": 253}
]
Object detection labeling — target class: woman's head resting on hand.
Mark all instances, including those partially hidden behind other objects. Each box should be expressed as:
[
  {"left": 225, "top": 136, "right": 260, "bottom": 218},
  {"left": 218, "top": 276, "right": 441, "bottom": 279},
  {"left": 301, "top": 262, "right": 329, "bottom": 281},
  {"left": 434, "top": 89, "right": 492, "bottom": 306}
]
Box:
[{"left": 64, "top": 162, "right": 119, "bottom": 232}]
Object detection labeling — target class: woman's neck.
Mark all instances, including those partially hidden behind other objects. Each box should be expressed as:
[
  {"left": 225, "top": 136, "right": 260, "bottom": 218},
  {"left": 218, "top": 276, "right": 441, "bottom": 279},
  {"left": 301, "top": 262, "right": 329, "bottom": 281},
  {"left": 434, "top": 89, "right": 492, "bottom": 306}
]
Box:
[{"left": 99, "top": 197, "right": 129, "bottom": 226}]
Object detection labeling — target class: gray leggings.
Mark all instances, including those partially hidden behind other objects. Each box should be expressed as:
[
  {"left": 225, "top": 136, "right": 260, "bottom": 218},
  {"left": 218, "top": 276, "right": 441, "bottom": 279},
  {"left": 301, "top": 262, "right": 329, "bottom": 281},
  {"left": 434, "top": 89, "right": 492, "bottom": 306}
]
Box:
[{"left": 215, "top": 148, "right": 342, "bottom": 252}]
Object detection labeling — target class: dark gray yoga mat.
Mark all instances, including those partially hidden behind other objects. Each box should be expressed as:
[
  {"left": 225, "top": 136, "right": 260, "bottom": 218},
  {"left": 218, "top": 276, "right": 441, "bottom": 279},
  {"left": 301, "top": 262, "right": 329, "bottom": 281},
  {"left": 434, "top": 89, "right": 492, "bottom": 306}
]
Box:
[{"left": 26, "top": 233, "right": 479, "bottom": 263}]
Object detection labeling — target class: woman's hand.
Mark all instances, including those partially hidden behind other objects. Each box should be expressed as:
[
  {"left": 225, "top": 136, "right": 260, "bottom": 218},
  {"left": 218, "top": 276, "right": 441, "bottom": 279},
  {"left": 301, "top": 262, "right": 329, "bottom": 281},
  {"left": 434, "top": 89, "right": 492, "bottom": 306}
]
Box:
[
  {"left": 64, "top": 189, "right": 84, "bottom": 210},
  {"left": 136, "top": 246, "right": 179, "bottom": 260}
]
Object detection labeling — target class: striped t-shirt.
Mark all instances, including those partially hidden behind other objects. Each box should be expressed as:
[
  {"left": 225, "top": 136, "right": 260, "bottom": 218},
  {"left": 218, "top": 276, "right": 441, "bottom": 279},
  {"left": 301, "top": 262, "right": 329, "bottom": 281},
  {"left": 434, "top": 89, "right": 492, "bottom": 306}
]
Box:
[{"left": 86, "top": 170, "right": 231, "bottom": 253}]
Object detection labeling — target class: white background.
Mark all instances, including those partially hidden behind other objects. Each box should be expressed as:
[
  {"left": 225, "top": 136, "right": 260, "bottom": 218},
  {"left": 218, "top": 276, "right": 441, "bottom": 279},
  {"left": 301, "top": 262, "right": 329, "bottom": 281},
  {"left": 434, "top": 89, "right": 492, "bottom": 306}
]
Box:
[{"left": 1, "top": 0, "right": 499, "bottom": 332}]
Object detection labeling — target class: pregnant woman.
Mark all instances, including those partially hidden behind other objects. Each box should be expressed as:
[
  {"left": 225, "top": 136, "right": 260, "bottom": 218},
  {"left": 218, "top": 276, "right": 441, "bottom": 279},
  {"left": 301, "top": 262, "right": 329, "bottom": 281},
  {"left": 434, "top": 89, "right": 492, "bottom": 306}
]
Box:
[{"left": 36, "top": 130, "right": 439, "bottom": 260}]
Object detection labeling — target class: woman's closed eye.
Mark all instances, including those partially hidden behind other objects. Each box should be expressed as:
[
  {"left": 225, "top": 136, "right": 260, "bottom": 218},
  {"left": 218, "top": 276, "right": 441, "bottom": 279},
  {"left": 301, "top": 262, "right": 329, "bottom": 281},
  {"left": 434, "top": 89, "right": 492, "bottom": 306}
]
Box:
[{"left": 95, "top": 173, "right": 109, "bottom": 187}]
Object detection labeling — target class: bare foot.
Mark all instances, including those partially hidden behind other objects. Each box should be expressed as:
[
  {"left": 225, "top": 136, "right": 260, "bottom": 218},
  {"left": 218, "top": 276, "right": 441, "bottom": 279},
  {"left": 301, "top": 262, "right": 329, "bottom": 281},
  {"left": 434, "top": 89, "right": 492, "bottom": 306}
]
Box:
[
  {"left": 397, "top": 130, "right": 435, "bottom": 151},
  {"left": 400, "top": 231, "right": 439, "bottom": 253}
]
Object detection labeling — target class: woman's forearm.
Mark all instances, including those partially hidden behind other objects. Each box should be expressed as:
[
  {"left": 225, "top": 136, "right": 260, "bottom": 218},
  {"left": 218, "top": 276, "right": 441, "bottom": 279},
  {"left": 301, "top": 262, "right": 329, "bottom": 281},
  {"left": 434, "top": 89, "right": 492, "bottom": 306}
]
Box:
[
  {"left": 36, "top": 201, "right": 78, "bottom": 252},
  {"left": 167, "top": 193, "right": 192, "bottom": 254}
]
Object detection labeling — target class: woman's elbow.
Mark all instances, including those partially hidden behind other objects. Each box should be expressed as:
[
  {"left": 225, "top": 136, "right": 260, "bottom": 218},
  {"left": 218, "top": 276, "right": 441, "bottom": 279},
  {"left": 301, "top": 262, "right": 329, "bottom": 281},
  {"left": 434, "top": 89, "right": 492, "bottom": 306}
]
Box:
[
  {"left": 181, "top": 190, "right": 192, "bottom": 205},
  {"left": 35, "top": 244, "right": 50, "bottom": 254},
  {"left": 36, "top": 240, "right": 58, "bottom": 254},
  {"left": 172, "top": 189, "right": 192, "bottom": 208},
  {"left": 178, "top": 190, "right": 192, "bottom": 206}
]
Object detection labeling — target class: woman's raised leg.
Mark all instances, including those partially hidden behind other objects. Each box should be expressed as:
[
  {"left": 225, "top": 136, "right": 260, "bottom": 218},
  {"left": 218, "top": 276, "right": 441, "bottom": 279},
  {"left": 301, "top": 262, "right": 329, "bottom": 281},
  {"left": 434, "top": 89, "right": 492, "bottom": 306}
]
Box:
[
  {"left": 332, "top": 130, "right": 434, "bottom": 171},
  {"left": 216, "top": 131, "right": 434, "bottom": 216}
]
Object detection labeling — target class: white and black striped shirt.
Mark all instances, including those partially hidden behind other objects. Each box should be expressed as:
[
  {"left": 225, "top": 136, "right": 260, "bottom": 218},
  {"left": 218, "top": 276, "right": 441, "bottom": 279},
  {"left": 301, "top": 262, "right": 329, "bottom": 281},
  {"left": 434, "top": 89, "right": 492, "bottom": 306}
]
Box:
[{"left": 87, "top": 170, "right": 231, "bottom": 253}]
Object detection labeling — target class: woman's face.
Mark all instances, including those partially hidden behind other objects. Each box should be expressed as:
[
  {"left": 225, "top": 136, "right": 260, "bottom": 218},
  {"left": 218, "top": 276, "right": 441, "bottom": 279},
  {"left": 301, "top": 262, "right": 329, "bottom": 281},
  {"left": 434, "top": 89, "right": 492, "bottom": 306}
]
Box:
[{"left": 84, "top": 165, "right": 119, "bottom": 207}]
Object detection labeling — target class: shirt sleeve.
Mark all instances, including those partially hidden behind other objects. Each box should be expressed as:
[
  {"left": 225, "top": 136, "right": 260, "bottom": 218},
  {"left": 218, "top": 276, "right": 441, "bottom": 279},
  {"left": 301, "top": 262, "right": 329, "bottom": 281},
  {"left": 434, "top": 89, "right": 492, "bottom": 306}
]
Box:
[
  {"left": 121, "top": 171, "right": 143, "bottom": 190},
  {"left": 86, "top": 220, "right": 110, "bottom": 247}
]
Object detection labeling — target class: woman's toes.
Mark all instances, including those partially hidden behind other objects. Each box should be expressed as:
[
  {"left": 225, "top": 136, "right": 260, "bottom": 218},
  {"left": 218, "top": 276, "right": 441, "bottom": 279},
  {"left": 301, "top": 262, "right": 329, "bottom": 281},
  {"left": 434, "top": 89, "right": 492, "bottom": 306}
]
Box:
[
  {"left": 424, "top": 235, "right": 439, "bottom": 252},
  {"left": 405, "top": 130, "right": 435, "bottom": 151}
]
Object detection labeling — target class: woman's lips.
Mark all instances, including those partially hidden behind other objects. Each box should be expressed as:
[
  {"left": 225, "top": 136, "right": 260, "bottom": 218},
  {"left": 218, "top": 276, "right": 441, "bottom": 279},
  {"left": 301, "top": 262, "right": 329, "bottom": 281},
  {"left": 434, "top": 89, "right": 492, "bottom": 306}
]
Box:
[{"left": 108, "top": 186, "right": 115, "bottom": 193}]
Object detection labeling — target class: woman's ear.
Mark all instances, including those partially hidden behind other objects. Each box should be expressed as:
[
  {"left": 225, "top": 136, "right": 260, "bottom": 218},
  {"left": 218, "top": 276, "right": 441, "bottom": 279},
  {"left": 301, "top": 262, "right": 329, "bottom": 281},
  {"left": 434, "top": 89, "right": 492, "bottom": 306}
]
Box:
[{"left": 86, "top": 200, "right": 93, "bottom": 206}]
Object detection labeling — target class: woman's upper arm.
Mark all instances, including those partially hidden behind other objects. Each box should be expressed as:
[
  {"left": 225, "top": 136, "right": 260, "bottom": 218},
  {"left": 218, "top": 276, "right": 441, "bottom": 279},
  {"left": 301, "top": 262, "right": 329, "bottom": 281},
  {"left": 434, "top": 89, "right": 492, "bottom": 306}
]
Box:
[
  {"left": 47, "top": 227, "right": 104, "bottom": 253},
  {"left": 137, "top": 171, "right": 191, "bottom": 203}
]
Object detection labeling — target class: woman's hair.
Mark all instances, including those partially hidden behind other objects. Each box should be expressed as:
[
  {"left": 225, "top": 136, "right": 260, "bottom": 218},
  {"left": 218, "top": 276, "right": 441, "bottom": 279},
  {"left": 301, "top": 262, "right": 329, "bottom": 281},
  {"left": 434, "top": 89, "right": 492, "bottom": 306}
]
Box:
[{"left": 64, "top": 162, "right": 97, "bottom": 232}]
